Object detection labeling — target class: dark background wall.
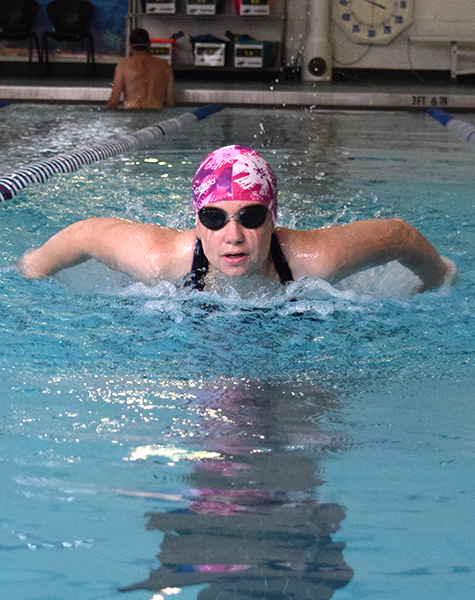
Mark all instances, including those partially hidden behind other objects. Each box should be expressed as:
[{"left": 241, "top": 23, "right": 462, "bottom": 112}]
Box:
[{"left": 6, "top": 0, "right": 128, "bottom": 57}]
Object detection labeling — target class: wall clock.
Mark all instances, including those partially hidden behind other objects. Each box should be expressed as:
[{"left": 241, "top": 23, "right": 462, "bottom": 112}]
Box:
[{"left": 333, "top": 0, "right": 414, "bottom": 45}]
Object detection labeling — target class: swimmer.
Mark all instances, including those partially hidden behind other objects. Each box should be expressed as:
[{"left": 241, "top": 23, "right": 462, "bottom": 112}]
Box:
[
  {"left": 107, "top": 28, "right": 175, "bottom": 111},
  {"left": 17, "top": 145, "right": 456, "bottom": 293}
]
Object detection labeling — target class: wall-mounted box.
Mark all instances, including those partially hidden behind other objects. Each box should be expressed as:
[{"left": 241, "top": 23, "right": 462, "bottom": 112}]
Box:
[
  {"left": 233, "top": 0, "right": 269, "bottom": 16},
  {"left": 233, "top": 41, "right": 278, "bottom": 68},
  {"left": 150, "top": 39, "right": 175, "bottom": 64},
  {"left": 194, "top": 42, "right": 226, "bottom": 66},
  {"left": 144, "top": 0, "right": 176, "bottom": 14}
]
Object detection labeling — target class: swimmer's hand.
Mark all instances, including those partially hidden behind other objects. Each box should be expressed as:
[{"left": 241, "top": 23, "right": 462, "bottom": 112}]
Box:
[
  {"left": 414, "top": 256, "right": 457, "bottom": 294},
  {"left": 16, "top": 248, "right": 44, "bottom": 279},
  {"left": 441, "top": 256, "right": 457, "bottom": 286}
]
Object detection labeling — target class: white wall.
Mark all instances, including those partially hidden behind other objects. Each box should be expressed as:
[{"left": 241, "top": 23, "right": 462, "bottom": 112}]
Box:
[
  {"left": 414, "top": 0, "right": 475, "bottom": 38},
  {"left": 320, "top": 0, "right": 475, "bottom": 72}
]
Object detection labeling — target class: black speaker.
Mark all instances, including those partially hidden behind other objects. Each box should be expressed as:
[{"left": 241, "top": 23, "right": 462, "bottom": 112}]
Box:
[{"left": 307, "top": 57, "right": 327, "bottom": 77}]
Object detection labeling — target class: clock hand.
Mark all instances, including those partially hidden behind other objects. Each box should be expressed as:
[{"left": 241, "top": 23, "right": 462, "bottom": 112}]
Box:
[{"left": 363, "top": 0, "right": 387, "bottom": 8}]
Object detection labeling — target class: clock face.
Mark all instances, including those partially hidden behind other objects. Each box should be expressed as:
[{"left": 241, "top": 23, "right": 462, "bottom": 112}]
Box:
[{"left": 333, "top": 0, "right": 414, "bottom": 45}]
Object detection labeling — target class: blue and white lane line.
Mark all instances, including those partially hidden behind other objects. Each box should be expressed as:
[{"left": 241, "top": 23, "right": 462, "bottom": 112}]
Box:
[
  {"left": 427, "top": 107, "right": 475, "bottom": 147},
  {"left": 0, "top": 103, "right": 223, "bottom": 202}
]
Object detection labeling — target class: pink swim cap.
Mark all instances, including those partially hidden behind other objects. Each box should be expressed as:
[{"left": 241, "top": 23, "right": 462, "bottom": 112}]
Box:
[{"left": 192, "top": 145, "right": 278, "bottom": 220}]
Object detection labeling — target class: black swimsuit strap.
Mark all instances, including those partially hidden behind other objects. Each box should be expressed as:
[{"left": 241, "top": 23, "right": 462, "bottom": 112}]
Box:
[
  {"left": 187, "top": 232, "right": 293, "bottom": 290},
  {"left": 186, "top": 238, "right": 209, "bottom": 291},
  {"left": 270, "top": 232, "right": 294, "bottom": 284}
]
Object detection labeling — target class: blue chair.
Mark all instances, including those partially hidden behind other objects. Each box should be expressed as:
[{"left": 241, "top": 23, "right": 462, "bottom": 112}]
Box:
[
  {"left": 43, "top": 0, "right": 95, "bottom": 76},
  {"left": 0, "top": 0, "right": 42, "bottom": 65}
]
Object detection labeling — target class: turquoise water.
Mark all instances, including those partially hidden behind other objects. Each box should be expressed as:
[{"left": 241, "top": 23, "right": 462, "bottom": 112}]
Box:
[{"left": 0, "top": 104, "right": 474, "bottom": 600}]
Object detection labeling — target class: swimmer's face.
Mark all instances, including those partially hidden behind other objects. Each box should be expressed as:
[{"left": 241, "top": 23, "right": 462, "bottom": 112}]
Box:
[{"left": 196, "top": 200, "right": 274, "bottom": 278}]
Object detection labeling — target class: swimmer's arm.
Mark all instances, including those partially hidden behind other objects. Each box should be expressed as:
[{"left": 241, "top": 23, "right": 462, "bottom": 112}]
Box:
[
  {"left": 107, "top": 63, "right": 125, "bottom": 109},
  {"left": 282, "top": 219, "right": 456, "bottom": 291},
  {"left": 17, "top": 217, "right": 195, "bottom": 285}
]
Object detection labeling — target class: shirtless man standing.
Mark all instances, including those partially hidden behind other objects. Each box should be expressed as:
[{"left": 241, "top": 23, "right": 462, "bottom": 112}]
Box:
[
  {"left": 17, "top": 145, "right": 456, "bottom": 294},
  {"left": 107, "top": 28, "right": 175, "bottom": 110}
]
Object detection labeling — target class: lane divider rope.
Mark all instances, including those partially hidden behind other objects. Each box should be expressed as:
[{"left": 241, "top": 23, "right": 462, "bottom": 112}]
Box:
[
  {"left": 0, "top": 103, "right": 223, "bottom": 202},
  {"left": 427, "top": 107, "right": 475, "bottom": 147}
]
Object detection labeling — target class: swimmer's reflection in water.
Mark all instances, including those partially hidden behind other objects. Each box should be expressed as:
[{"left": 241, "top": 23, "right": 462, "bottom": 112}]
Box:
[{"left": 119, "top": 381, "right": 354, "bottom": 599}]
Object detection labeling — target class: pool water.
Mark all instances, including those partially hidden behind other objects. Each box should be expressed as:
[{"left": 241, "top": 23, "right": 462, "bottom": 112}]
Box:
[{"left": 0, "top": 104, "right": 474, "bottom": 600}]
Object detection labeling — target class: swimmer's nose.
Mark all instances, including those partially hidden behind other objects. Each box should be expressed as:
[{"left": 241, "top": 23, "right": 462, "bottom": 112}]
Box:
[{"left": 223, "top": 217, "right": 245, "bottom": 243}]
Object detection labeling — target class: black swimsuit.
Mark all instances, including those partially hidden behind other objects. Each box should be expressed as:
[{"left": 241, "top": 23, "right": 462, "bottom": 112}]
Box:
[{"left": 186, "top": 232, "right": 294, "bottom": 291}]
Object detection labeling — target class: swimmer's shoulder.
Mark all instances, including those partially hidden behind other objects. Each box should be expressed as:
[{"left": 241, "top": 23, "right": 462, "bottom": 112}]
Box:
[
  {"left": 275, "top": 226, "right": 325, "bottom": 246},
  {"left": 131, "top": 224, "right": 196, "bottom": 281},
  {"left": 92, "top": 219, "right": 197, "bottom": 284},
  {"left": 274, "top": 226, "right": 326, "bottom": 278},
  {"left": 146, "top": 223, "right": 196, "bottom": 248}
]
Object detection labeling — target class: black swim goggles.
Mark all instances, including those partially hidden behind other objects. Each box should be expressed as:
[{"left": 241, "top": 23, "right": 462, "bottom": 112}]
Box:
[{"left": 198, "top": 204, "right": 269, "bottom": 231}]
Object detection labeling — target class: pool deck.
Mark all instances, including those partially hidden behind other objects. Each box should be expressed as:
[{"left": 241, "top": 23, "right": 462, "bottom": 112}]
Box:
[{"left": 1, "top": 77, "right": 475, "bottom": 110}]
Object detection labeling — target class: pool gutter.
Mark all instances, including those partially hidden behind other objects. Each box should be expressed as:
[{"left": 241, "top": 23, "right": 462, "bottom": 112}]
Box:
[{"left": 1, "top": 82, "right": 475, "bottom": 110}]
